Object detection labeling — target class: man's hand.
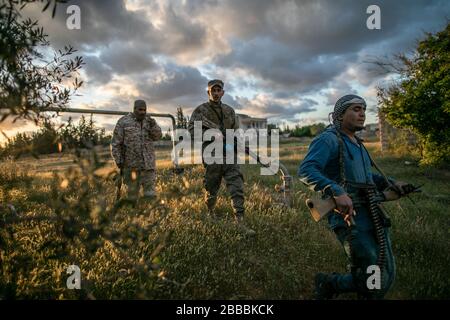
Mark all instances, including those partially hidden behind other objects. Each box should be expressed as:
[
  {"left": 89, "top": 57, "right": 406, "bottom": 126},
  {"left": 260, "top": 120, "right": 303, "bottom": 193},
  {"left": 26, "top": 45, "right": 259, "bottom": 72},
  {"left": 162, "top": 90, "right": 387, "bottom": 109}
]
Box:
[
  {"left": 333, "top": 194, "right": 355, "bottom": 225},
  {"left": 392, "top": 181, "right": 415, "bottom": 196}
]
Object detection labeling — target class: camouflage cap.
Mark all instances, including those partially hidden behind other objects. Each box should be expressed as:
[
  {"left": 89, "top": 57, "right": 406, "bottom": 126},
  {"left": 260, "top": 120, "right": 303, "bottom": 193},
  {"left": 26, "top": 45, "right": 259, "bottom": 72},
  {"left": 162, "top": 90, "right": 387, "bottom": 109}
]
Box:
[
  {"left": 134, "top": 99, "right": 147, "bottom": 109},
  {"left": 207, "top": 79, "right": 224, "bottom": 90}
]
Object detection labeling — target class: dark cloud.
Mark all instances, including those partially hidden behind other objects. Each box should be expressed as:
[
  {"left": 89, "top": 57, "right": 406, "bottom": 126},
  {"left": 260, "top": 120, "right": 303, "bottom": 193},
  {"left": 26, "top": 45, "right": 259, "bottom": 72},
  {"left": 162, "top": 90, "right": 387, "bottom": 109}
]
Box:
[
  {"left": 21, "top": 1, "right": 153, "bottom": 49},
  {"left": 203, "top": 0, "right": 447, "bottom": 55},
  {"left": 324, "top": 82, "right": 357, "bottom": 106},
  {"left": 266, "top": 100, "right": 317, "bottom": 118},
  {"left": 215, "top": 38, "right": 357, "bottom": 94},
  {"left": 235, "top": 95, "right": 317, "bottom": 118},
  {"left": 155, "top": 4, "right": 207, "bottom": 57},
  {"left": 83, "top": 56, "right": 113, "bottom": 84},
  {"left": 13, "top": 0, "right": 450, "bottom": 128},
  {"left": 23, "top": 0, "right": 215, "bottom": 59},
  {"left": 132, "top": 64, "right": 209, "bottom": 114},
  {"left": 211, "top": 0, "right": 449, "bottom": 94},
  {"left": 222, "top": 93, "right": 240, "bottom": 107},
  {"left": 99, "top": 42, "right": 157, "bottom": 75},
  {"left": 26, "top": 0, "right": 450, "bottom": 63}
]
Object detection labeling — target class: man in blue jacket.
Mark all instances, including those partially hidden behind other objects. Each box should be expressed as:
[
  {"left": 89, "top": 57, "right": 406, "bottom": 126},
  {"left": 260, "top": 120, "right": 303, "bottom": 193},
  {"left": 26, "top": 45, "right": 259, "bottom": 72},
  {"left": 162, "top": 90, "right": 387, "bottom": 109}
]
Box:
[{"left": 299, "top": 94, "right": 411, "bottom": 299}]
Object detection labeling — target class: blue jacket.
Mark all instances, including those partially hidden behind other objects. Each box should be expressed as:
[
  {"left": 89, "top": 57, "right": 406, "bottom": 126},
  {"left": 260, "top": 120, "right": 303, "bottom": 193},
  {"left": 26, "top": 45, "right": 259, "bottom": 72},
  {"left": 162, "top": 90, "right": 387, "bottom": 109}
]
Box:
[{"left": 298, "top": 126, "right": 390, "bottom": 230}]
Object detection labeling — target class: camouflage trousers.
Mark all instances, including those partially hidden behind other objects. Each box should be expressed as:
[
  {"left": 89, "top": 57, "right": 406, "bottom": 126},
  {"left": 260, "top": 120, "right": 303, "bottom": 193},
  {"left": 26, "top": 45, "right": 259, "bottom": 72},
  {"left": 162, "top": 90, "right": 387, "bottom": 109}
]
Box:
[
  {"left": 122, "top": 168, "right": 156, "bottom": 199},
  {"left": 203, "top": 163, "right": 245, "bottom": 217}
]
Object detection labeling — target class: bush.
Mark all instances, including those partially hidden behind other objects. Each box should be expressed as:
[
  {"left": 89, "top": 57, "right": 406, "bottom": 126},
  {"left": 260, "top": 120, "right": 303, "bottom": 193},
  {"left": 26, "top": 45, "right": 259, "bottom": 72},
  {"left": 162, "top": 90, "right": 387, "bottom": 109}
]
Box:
[
  {"left": 0, "top": 0, "right": 83, "bottom": 125},
  {"left": 0, "top": 149, "right": 170, "bottom": 299},
  {"left": 0, "top": 116, "right": 111, "bottom": 159},
  {"left": 289, "top": 123, "right": 326, "bottom": 138},
  {"left": 377, "top": 22, "right": 450, "bottom": 166}
]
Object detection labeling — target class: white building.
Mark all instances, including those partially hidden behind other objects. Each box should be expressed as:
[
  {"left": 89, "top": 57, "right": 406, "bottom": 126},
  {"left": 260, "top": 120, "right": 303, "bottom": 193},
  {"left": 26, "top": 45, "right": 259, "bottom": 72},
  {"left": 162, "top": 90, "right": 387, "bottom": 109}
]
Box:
[{"left": 236, "top": 113, "right": 267, "bottom": 130}]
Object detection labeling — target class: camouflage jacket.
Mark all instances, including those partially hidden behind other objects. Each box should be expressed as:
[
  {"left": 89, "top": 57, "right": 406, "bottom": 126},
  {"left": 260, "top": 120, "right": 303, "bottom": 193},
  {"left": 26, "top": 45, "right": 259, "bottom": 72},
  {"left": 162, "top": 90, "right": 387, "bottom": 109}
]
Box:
[
  {"left": 188, "top": 101, "right": 239, "bottom": 136},
  {"left": 111, "top": 113, "right": 162, "bottom": 170}
]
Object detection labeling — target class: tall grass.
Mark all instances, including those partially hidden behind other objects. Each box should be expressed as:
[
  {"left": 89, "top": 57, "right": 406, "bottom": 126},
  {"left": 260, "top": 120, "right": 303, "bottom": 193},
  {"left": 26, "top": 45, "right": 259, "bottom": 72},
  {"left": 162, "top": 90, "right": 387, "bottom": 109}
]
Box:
[{"left": 0, "top": 142, "right": 449, "bottom": 299}]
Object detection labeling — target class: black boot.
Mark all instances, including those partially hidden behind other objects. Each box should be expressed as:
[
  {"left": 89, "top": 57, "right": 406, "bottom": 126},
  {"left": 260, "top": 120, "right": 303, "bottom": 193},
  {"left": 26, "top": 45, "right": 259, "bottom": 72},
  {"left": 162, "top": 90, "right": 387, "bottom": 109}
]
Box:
[
  {"left": 314, "top": 273, "right": 338, "bottom": 300},
  {"left": 206, "top": 196, "right": 217, "bottom": 213}
]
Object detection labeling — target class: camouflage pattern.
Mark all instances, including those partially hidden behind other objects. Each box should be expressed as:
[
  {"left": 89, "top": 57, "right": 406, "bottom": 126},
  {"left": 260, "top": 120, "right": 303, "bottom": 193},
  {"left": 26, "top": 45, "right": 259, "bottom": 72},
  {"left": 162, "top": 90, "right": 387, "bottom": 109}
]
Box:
[
  {"left": 188, "top": 100, "right": 239, "bottom": 134},
  {"left": 207, "top": 79, "right": 224, "bottom": 90},
  {"left": 204, "top": 163, "right": 245, "bottom": 216},
  {"left": 122, "top": 168, "right": 156, "bottom": 200},
  {"left": 111, "top": 113, "right": 162, "bottom": 196},
  {"left": 188, "top": 100, "right": 244, "bottom": 217}
]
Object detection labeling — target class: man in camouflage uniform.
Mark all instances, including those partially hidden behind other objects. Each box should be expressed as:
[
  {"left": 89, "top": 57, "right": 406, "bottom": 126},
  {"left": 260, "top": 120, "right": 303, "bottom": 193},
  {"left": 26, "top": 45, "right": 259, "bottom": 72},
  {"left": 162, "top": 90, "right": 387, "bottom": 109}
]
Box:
[
  {"left": 111, "top": 99, "right": 162, "bottom": 199},
  {"left": 188, "top": 79, "right": 255, "bottom": 235}
]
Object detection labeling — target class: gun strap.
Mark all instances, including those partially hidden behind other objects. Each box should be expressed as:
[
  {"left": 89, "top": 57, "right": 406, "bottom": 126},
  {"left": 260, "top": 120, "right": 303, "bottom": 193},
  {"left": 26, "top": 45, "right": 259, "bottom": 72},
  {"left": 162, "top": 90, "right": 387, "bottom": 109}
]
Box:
[
  {"left": 335, "top": 127, "right": 393, "bottom": 191},
  {"left": 335, "top": 129, "right": 347, "bottom": 188},
  {"left": 360, "top": 143, "right": 394, "bottom": 190}
]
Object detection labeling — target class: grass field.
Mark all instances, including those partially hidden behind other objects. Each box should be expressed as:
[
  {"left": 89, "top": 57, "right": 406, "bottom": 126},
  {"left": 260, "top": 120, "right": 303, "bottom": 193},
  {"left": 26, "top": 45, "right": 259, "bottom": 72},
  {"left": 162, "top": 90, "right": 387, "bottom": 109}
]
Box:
[{"left": 0, "top": 140, "right": 449, "bottom": 299}]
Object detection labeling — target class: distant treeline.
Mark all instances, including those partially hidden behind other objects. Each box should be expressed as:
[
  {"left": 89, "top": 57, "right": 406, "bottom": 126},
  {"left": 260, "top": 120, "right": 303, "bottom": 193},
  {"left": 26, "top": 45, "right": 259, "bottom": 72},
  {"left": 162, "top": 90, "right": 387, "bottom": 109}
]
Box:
[
  {"left": 270, "top": 123, "right": 326, "bottom": 138},
  {"left": 0, "top": 115, "right": 111, "bottom": 159}
]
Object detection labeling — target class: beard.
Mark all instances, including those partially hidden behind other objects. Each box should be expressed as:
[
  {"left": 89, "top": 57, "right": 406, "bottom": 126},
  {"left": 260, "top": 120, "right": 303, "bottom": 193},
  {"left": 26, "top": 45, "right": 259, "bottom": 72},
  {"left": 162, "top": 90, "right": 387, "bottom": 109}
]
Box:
[
  {"left": 209, "top": 96, "right": 221, "bottom": 103},
  {"left": 135, "top": 113, "right": 145, "bottom": 121}
]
